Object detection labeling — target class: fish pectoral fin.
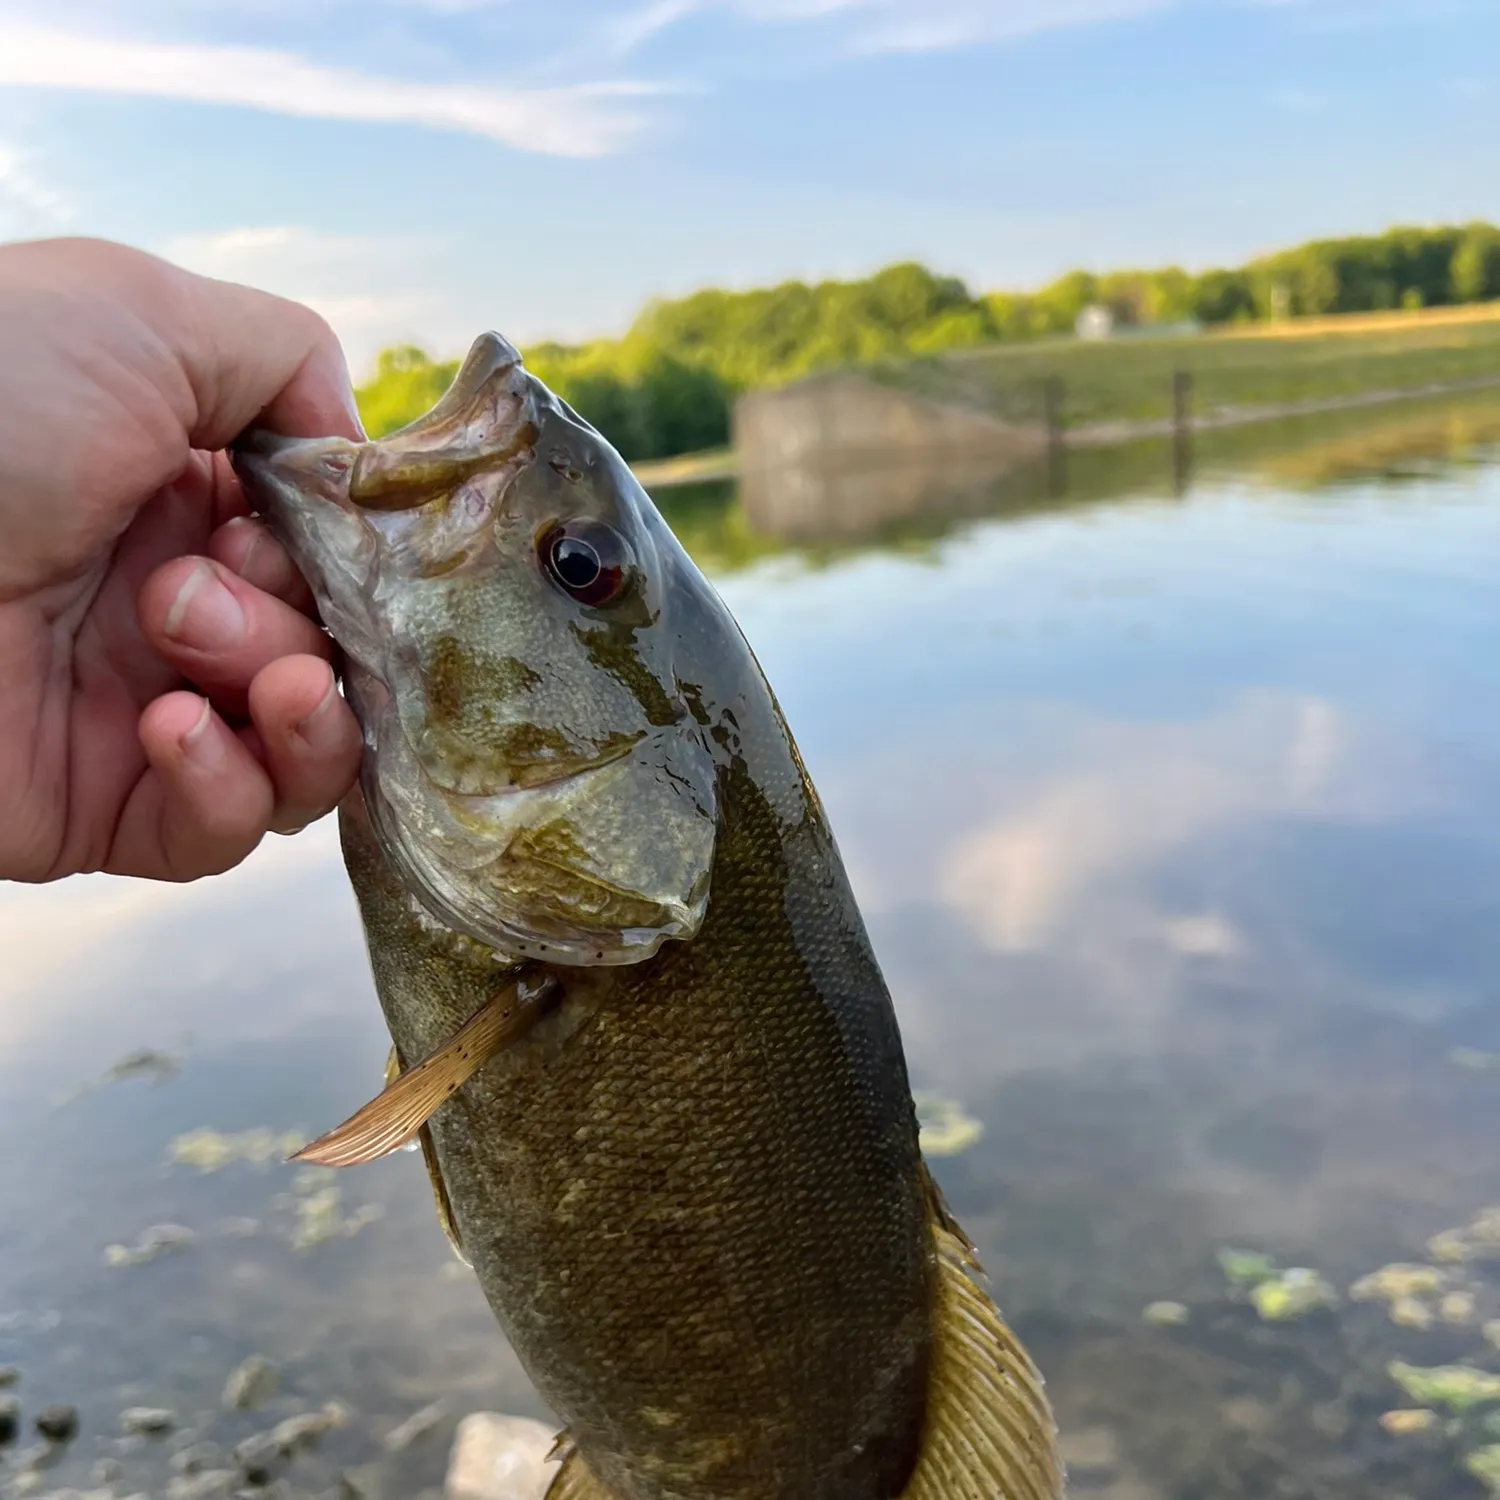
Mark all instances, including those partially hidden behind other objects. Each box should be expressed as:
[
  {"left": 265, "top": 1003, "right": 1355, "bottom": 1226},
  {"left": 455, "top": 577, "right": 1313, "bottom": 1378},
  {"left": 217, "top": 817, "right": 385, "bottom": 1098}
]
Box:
[
  {"left": 901, "top": 1190, "right": 1064, "bottom": 1500},
  {"left": 381, "top": 1046, "right": 470, "bottom": 1264},
  {"left": 292, "top": 975, "right": 557, "bottom": 1169},
  {"left": 545, "top": 1447, "right": 615, "bottom": 1500},
  {"left": 418, "top": 1122, "right": 470, "bottom": 1265}
]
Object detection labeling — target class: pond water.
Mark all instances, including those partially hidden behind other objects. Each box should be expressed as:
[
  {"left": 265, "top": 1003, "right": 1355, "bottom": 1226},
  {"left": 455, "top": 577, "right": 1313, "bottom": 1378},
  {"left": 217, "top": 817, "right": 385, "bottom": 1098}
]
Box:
[{"left": 2, "top": 391, "right": 1500, "bottom": 1499}]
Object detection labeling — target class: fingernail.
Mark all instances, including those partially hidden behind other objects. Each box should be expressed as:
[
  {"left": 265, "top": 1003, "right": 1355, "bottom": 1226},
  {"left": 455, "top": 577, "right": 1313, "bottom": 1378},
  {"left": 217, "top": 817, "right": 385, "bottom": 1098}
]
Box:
[
  {"left": 180, "top": 698, "right": 226, "bottom": 771},
  {"left": 294, "top": 672, "right": 345, "bottom": 753},
  {"left": 226, "top": 517, "right": 263, "bottom": 579},
  {"left": 164, "top": 560, "right": 246, "bottom": 646}
]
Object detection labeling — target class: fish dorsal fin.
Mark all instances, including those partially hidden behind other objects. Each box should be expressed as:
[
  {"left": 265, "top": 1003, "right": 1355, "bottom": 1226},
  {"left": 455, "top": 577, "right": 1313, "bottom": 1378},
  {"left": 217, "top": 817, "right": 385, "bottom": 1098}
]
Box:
[
  {"left": 545, "top": 1446, "right": 615, "bottom": 1500},
  {"left": 901, "top": 1190, "right": 1064, "bottom": 1500},
  {"left": 292, "top": 973, "right": 557, "bottom": 1168}
]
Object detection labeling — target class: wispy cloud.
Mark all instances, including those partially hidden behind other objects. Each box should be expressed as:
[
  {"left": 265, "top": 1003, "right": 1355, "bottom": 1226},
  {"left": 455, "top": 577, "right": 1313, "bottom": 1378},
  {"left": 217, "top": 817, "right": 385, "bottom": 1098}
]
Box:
[
  {"left": 553, "top": 0, "right": 1173, "bottom": 59},
  {"left": 0, "top": 22, "right": 664, "bottom": 157},
  {"left": 0, "top": 136, "right": 70, "bottom": 233},
  {"left": 160, "top": 225, "right": 468, "bottom": 374}
]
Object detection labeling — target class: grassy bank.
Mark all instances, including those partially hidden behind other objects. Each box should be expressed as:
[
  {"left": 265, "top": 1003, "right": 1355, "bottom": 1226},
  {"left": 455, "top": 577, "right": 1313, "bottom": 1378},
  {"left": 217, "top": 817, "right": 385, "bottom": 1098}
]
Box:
[{"left": 867, "top": 301, "right": 1500, "bottom": 432}]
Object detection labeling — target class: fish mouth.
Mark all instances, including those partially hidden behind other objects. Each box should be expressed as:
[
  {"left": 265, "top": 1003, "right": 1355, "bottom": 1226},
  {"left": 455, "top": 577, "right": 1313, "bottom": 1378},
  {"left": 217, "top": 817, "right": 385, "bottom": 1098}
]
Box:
[{"left": 234, "top": 332, "right": 536, "bottom": 517}]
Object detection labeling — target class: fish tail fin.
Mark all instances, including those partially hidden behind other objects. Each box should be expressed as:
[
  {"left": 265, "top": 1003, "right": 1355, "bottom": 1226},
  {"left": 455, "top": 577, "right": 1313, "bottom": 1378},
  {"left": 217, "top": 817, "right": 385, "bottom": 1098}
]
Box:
[{"left": 901, "top": 1179, "right": 1065, "bottom": 1500}]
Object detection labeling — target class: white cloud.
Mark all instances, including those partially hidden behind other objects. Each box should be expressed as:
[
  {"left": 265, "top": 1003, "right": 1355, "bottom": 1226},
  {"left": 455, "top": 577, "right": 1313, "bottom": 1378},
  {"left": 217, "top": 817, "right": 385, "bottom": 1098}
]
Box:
[
  {"left": 938, "top": 694, "right": 1357, "bottom": 953},
  {"left": 845, "top": 0, "right": 1173, "bottom": 53},
  {"left": 160, "top": 225, "right": 473, "bottom": 376},
  {"left": 610, "top": 0, "right": 1171, "bottom": 54},
  {"left": 0, "top": 22, "right": 662, "bottom": 157},
  {"left": 0, "top": 137, "right": 70, "bottom": 231}
]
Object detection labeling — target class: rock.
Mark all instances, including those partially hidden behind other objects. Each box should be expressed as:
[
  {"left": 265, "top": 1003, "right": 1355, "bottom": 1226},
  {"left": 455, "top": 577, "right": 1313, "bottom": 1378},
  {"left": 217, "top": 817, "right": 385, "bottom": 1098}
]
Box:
[
  {"left": 1379, "top": 1408, "right": 1438, "bottom": 1435},
  {"left": 34, "top": 1406, "right": 79, "bottom": 1444},
  {"left": 104, "top": 1224, "right": 197, "bottom": 1268},
  {"left": 1058, "top": 1425, "right": 1119, "bottom": 1482},
  {"left": 166, "top": 1469, "right": 238, "bottom": 1500},
  {"left": 234, "top": 1402, "right": 350, "bottom": 1472},
  {"left": 383, "top": 1400, "right": 447, "bottom": 1453},
  {"left": 1141, "top": 1301, "right": 1189, "bottom": 1327},
  {"left": 171, "top": 1441, "right": 225, "bottom": 1475},
  {"left": 222, "top": 1355, "right": 279, "bottom": 1411},
  {"left": 0, "top": 1393, "right": 20, "bottom": 1442},
  {"left": 0, "top": 1366, "right": 19, "bottom": 1388},
  {"left": 1249, "top": 1267, "right": 1336, "bottom": 1322},
  {"left": 1441, "top": 1291, "right": 1478, "bottom": 1325},
  {"left": 90, "top": 1458, "right": 124, "bottom": 1485},
  {"left": 120, "top": 1406, "right": 177, "bottom": 1436},
  {"left": 445, "top": 1414, "right": 560, "bottom": 1500}
]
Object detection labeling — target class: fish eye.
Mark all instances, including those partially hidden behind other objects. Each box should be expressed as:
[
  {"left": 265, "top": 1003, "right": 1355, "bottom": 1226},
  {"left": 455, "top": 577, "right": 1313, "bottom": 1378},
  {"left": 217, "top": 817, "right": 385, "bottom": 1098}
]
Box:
[{"left": 538, "top": 519, "right": 632, "bottom": 607}]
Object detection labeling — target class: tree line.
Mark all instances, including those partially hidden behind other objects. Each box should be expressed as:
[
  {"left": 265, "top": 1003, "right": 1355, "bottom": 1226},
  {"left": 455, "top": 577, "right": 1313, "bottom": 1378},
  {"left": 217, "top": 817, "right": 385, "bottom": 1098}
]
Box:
[{"left": 355, "top": 221, "right": 1500, "bottom": 461}]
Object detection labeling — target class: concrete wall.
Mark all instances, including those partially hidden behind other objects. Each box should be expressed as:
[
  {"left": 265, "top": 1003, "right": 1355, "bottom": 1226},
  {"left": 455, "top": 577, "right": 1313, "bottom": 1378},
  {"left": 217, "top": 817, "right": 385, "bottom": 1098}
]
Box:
[{"left": 733, "top": 372, "right": 1047, "bottom": 474}]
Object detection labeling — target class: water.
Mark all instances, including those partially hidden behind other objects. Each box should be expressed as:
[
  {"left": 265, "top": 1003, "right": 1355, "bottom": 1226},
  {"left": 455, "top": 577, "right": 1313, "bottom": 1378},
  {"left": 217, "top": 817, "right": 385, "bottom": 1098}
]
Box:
[{"left": 3, "top": 392, "right": 1500, "bottom": 1498}]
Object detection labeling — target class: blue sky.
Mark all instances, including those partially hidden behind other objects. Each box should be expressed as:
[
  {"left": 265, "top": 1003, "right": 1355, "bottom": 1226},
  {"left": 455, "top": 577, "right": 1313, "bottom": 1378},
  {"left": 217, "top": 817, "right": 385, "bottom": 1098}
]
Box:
[{"left": 0, "top": 0, "right": 1494, "bottom": 374}]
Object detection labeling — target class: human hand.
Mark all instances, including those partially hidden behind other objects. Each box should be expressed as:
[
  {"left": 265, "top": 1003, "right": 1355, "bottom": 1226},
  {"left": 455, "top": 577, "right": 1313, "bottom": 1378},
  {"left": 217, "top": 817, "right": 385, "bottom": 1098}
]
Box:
[{"left": 0, "top": 237, "right": 366, "bottom": 883}]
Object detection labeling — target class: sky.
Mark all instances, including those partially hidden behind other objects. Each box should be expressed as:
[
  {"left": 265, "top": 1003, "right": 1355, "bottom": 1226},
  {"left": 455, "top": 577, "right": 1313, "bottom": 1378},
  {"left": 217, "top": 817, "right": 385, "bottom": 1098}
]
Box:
[{"left": 0, "top": 0, "right": 1495, "bottom": 374}]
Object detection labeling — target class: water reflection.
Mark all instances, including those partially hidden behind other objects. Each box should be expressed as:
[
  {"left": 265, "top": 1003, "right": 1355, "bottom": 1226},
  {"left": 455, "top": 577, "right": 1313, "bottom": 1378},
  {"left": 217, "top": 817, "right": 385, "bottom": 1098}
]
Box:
[{"left": 2, "top": 392, "right": 1500, "bottom": 1498}]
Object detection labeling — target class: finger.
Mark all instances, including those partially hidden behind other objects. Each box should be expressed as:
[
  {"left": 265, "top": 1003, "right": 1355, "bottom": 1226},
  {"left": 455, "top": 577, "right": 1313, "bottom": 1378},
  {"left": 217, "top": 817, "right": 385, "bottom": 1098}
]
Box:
[
  {"left": 210, "top": 515, "right": 316, "bottom": 614},
  {"left": 119, "top": 692, "right": 276, "bottom": 880},
  {"left": 174, "top": 264, "right": 366, "bottom": 448},
  {"left": 247, "top": 657, "right": 363, "bottom": 836},
  {"left": 138, "top": 556, "right": 331, "bottom": 714}
]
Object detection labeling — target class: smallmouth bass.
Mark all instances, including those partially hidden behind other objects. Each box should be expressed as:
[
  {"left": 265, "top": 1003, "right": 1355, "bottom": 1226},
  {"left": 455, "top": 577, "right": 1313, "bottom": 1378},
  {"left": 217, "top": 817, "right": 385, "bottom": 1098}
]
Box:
[{"left": 234, "top": 335, "right": 1062, "bottom": 1500}]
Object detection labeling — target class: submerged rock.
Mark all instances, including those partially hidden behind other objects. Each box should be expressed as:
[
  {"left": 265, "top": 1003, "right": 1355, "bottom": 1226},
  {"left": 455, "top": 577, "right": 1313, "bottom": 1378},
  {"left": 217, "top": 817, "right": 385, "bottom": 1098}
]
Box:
[
  {"left": 119, "top": 1406, "right": 176, "bottom": 1436},
  {"left": 1389, "top": 1361, "right": 1500, "bottom": 1413},
  {"left": 166, "top": 1469, "right": 238, "bottom": 1500},
  {"left": 222, "top": 1355, "right": 278, "bottom": 1411},
  {"left": 168, "top": 1129, "right": 307, "bottom": 1173},
  {"left": 0, "top": 1393, "right": 19, "bottom": 1442},
  {"left": 1379, "top": 1408, "right": 1438, "bottom": 1435},
  {"left": 1468, "top": 1445, "right": 1500, "bottom": 1494},
  {"left": 1142, "top": 1301, "right": 1190, "bottom": 1327},
  {"left": 445, "top": 1414, "right": 560, "bottom": 1500},
  {"left": 0, "top": 1366, "right": 19, "bottom": 1388},
  {"left": 34, "top": 1406, "right": 78, "bottom": 1444},
  {"left": 1350, "top": 1263, "right": 1447, "bottom": 1303},
  {"left": 1216, "top": 1248, "right": 1279, "bottom": 1288},
  {"left": 912, "top": 1094, "right": 984, "bottom": 1158},
  {"left": 383, "top": 1400, "right": 447, "bottom": 1453},
  {"left": 104, "top": 1224, "right": 196, "bottom": 1268},
  {"left": 1250, "top": 1268, "right": 1337, "bottom": 1322}
]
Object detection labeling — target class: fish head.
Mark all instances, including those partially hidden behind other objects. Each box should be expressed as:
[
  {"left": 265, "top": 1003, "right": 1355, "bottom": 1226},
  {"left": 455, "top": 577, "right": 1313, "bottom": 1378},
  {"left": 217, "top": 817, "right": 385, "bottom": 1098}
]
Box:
[{"left": 234, "top": 332, "right": 719, "bottom": 966}]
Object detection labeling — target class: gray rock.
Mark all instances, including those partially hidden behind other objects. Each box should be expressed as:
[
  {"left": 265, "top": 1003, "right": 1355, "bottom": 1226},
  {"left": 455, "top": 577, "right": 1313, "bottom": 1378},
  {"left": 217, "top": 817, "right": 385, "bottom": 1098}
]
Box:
[
  {"left": 382, "top": 1400, "right": 447, "bottom": 1453},
  {"left": 171, "top": 1440, "right": 225, "bottom": 1475},
  {"left": 34, "top": 1406, "right": 78, "bottom": 1444},
  {"left": 0, "top": 1392, "right": 19, "bottom": 1442},
  {"left": 119, "top": 1405, "right": 176, "bottom": 1436},
  {"left": 234, "top": 1401, "right": 350, "bottom": 1472},
  {"left": 166, "top": 1469, "right": 238, "bottom": 1500},
  {"left": 0, "top": 1365, "right": 19, "bottom": 1388},
  {"left": 445, "top": 1414, "right": 560, "bottom": 1500},
  {"left": 89, "top": 1458, "right": 123, "bottom": 1485},
  {"left": 222, "top": 1355, "right": 278, "bottom": 1411}
]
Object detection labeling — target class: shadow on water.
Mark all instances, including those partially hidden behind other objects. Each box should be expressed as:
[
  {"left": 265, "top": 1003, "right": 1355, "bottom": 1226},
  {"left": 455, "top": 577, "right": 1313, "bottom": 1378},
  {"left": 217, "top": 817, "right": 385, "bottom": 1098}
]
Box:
[{"left": 2, "top": 387, "right": 1500, "bottom": 1497}]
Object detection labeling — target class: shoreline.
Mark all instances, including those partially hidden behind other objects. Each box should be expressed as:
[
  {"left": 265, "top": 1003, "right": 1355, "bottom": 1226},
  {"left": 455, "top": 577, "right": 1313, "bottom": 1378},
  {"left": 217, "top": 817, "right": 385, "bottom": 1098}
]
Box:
[{"left": 634, "top": 371, "right": 1500, "bottom": 490}]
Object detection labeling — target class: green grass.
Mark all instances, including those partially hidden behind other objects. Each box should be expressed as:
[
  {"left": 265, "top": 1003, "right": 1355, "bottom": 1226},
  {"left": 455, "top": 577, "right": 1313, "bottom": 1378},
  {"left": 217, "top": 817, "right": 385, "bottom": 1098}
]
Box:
[{"left": 863, "top": 312, "right": 1500, "bottom": 430}]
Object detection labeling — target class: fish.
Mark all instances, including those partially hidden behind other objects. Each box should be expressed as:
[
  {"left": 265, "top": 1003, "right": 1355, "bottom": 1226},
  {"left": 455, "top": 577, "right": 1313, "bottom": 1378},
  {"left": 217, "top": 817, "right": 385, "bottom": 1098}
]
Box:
[{"left": 233, "top": 333, "right": 1062, "bottom": 1500}]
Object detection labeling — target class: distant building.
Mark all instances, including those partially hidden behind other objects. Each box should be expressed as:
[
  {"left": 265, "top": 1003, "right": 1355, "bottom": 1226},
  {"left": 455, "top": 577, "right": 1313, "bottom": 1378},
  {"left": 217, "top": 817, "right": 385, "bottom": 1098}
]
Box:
[{"left": 1075, "top": 304, "right": 1116, "bottom": 341}]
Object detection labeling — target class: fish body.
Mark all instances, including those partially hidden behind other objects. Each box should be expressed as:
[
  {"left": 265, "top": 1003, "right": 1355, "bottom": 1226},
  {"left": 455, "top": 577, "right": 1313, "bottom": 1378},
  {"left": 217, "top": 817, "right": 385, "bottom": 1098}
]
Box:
[{"left": 235, "top": 336, "right": 1060, "bottom": 1500}]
